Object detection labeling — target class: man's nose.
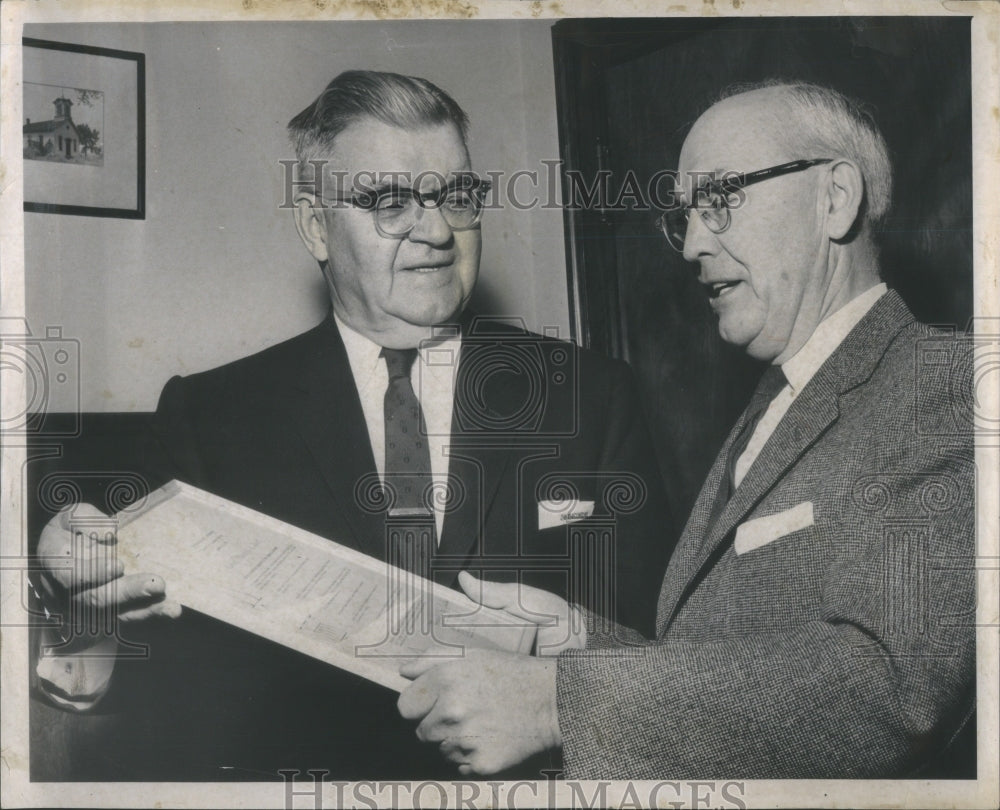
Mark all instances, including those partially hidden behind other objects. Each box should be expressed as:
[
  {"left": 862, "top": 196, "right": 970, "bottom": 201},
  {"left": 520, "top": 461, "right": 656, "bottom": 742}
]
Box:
[
  {"left": 681, "top": 211, "right": 718, "bottom": 263},
  {"left": 407, "top": 203, "right": 453, "bottom": 246}
]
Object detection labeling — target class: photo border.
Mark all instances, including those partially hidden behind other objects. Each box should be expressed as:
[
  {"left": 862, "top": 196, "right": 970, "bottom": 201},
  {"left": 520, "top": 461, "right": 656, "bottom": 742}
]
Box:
[{"left": 1, "top": 1, "right": 997, "bottom": 809}]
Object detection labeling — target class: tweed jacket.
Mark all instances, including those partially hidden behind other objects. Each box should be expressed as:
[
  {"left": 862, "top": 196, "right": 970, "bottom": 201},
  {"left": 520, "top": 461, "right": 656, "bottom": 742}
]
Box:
[
  {"left": 556, "top": 290, "right": 975, "bottom": 779},
  {"left": 98, "top": 312, "right": 671, "bottom": 780}
]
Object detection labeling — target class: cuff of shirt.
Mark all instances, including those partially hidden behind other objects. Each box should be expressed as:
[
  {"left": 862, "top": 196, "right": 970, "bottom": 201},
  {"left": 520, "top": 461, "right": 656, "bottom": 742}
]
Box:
[{"left": 35, "top": 626, "right": 118, "bottom": 712}]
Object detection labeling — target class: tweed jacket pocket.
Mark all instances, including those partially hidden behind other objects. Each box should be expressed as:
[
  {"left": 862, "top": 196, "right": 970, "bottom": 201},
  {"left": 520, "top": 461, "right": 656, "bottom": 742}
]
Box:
[{"left": 734, "top": 501, "right": 814, "bottom": 556}]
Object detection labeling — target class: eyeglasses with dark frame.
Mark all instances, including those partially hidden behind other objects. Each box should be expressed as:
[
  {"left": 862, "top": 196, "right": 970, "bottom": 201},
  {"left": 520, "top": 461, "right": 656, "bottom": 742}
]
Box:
[
  {"left": 319, "top": 175, "right": 493, "bottom": 239},
  {"left": 656, "top": 158, "right": 833, "bottom": 253}
]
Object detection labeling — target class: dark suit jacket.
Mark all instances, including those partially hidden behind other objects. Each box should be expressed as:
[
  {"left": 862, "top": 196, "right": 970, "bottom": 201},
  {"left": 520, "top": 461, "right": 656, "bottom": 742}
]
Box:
[
  {"left": 103, "top": 313, "right": 671, "bottom": 780},
  {"left": 556, "top": 291, "right": 976, "bottom": 779}
]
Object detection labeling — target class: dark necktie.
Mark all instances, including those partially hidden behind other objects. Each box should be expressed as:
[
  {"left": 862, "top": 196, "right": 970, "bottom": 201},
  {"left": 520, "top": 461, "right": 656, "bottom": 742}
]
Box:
[
  {"left": 707, "top": 364, "right": 788, "bottom": 530},
  {"left": 725, "top": 364, "right": 788, "bottom": 496},
  {"left": 381, "top": 347, "right": 436, "bottom": 575}
]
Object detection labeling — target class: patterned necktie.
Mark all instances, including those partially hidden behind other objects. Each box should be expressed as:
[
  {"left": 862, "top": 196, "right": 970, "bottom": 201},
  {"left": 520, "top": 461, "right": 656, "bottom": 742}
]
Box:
[
  {"left": 707, "top": 364, "right": 788, "bottom": 530},
  {"left": 381, "top": 347, "right": 436, "bottom": 574}
]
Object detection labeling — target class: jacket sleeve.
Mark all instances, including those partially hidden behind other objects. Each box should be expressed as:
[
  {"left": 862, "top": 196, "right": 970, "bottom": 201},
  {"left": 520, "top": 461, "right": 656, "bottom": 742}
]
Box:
[{"left": 140, "top": 374, "right": 209, "bottom": 489}]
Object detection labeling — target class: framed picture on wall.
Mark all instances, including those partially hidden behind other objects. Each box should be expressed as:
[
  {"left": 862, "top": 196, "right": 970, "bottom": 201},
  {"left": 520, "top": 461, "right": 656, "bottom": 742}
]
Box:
[{"left": 22, "top": 37, "right": 144, "bottom": 219}]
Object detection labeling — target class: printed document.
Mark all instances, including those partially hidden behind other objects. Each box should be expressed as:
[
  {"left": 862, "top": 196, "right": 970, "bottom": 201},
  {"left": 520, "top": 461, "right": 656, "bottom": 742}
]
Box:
[{"left": 114, "top": 481, "right": 536, "bottom": 691}]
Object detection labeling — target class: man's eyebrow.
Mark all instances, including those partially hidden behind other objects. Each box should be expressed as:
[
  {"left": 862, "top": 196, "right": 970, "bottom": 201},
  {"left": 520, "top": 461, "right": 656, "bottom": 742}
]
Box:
[
  {"left": 364, "top": 177, "right": 475, "bottom": 195},
  {"left": 366, "top": 178, "right": 409, "bottom": 194}
]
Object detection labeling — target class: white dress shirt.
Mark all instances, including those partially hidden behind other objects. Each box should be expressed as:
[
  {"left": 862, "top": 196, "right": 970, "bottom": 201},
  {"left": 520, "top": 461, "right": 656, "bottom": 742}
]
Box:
[
  {"left": 335, "top": 313, "right": 461, "bottom": 540},
  {"left": 733, "top": 283, "right": 888, "bottom": 489}
]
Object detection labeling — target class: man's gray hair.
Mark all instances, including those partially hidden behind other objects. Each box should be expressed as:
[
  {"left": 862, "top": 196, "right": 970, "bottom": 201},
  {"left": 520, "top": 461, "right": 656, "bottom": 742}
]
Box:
[
  {"left": 720, "top": 80, "right": 893, "bottom": 230},
  {"left": 288, "top": 70, "right": 470, "bottom": 166}
]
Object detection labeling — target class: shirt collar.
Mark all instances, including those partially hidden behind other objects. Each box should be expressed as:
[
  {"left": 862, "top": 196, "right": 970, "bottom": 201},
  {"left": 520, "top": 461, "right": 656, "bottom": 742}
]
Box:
[
  {"left": 334, "top": 312, "right": 383, "bottom": 387},
  {"left": 333, "top": 312, "right": 462, "bottom": 385},
  {"left": 781, "top": 283, "right": 887, "bottom": 392}
]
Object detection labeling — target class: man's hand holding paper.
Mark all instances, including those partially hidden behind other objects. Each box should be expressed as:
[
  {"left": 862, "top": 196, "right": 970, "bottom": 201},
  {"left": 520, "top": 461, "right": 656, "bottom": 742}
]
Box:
[
  {"left": 37, "top": 502, "right": 182, "bottom": 629},
  {"left": 34, "top": 503, "right": 181, "bottom": 708},
  {"left": 397, "top": 571, "right": 585, "bottom": 774}
]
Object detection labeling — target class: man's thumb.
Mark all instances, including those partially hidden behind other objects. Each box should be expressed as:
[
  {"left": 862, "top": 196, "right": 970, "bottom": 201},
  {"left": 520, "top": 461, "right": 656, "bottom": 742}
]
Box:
[
  {"left": 457, "top": 571, "right": 557, "bottom": 624},
  {"left": 458, "top": 570, "right": 518, "bottom": 610}
]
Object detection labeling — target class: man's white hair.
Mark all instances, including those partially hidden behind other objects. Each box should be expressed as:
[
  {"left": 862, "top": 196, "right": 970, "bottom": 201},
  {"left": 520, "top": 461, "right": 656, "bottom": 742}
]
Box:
[{"left": 719, "top": 80, "right": 893, "bottom": 231}]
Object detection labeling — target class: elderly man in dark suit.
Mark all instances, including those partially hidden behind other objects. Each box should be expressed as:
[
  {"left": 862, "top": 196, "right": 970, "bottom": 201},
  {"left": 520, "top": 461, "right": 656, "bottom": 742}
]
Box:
[
  {"left": 400, "top": 80, "right": 975, "bottom": 779},
  {"left": 34, "top": 70, "right": 670, "bottom": 779}
]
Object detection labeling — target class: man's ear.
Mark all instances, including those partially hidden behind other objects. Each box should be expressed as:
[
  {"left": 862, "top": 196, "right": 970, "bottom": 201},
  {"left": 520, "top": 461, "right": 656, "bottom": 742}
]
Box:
[
  {"left": 823, "top": 159, "right": 865, "bottom": 241},
  {"left": 292, "top": 191, "right": 330, "bottom": 263}
]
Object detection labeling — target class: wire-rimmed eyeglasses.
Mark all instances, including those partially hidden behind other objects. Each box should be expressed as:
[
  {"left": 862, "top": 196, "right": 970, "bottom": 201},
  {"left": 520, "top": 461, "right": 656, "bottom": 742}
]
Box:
[
  {"left": 319, "top": 175, "right": 492, "bottom": 239},
  {"left": 656, "top": 158, "right": 833, "bottom": 253}
]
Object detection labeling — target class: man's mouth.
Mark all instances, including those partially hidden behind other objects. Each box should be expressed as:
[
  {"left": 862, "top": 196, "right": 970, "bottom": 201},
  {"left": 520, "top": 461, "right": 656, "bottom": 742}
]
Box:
[
  {"left": 402, "top": 261, "right": 453, "bottom": 274},
  {"left": 706, "top": 280, "right": 740, "bottom": 299}
]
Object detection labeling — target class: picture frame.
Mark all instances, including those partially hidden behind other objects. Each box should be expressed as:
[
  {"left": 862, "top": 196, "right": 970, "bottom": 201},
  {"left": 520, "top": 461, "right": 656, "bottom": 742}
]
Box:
[{"left": 22, "top": 37, "right": 144, "bottom": 219}]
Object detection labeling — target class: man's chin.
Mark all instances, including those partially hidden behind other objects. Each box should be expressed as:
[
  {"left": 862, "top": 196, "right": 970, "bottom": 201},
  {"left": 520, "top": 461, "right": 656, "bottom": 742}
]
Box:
[
  {"left": 717, "top": 320, "right": 753, "bottom": 350},
  {"left": 392, "top": 301, "right": 465, "bottom": 331},
  {"left": 718, "top": 323, "right": 776, "bottom": 362},
  {"left": 742, "top": 334, "right": 787, "bottom": 364}
]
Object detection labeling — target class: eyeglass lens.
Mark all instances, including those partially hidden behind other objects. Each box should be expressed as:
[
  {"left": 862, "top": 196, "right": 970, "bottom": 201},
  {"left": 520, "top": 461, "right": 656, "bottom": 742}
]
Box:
[
  {"left": 374, "top": 187, "right": 484, "bottom": 236},
  {"left": 661, "top": 185, "right": 730, "bottom": 250}
]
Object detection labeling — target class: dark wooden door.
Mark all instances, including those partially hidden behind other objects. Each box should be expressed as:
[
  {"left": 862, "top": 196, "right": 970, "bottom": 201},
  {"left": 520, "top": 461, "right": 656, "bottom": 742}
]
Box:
[{"left": 552, "top": 16, "right": 973, "bottom": 540}]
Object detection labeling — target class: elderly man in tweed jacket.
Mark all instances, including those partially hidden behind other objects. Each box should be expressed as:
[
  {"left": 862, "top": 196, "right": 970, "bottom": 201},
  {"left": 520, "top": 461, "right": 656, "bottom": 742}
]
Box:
[{"left": 398, "top": 81, "right": 975, "bottom": 779}]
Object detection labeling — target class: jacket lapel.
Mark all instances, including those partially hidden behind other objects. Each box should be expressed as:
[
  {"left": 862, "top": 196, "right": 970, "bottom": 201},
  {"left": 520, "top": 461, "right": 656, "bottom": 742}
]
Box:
[
  {"left": 436, "top": 317, "right": 524, "bottom": 566},
  {"left": 656, "top": 290, "right": 916, "bottom": 633},
  {"left": 287, "top": 314, "right": 388, "bottom": 560},
  {"left": 435, "top": 443, "right": 516, "bottom": 565},
  {"left": 655, "top": 426, "right": 740, "bottom": 627}
]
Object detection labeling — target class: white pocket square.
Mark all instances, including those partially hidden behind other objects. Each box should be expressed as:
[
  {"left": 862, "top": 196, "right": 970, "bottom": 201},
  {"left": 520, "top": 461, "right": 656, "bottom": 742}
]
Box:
[
  {"left": 538, "top": 499, "right": 595, "bottom": 530},
  {"left": 734, "top": 501, "right": 814, "bottom": 555}
]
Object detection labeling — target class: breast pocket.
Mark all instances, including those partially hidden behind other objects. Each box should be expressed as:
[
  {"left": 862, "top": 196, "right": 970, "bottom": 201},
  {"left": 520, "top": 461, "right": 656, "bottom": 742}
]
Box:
[
  {"left": 717, "top": 502, "right": 825, "bottom": 635},
  {"left": 734, "top": 501, "right": 814, "bottom": 555}
]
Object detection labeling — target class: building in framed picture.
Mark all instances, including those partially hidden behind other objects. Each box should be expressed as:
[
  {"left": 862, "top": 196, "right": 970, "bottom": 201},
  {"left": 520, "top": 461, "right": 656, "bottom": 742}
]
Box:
[{"left": 23, "top": 84, "right": 103, "bottom": 165}]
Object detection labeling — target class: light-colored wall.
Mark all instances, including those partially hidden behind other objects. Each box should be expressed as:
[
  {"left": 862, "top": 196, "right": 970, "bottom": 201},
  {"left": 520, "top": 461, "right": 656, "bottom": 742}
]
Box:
[{"left": 24, "top": 20, "right": 568, "bottom": 412}]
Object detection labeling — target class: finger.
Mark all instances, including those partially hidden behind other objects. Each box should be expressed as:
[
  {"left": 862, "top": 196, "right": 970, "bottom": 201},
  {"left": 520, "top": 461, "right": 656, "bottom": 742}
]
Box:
[
  {"left": 416, "top": 718, "right": 449, "bottom": 744},
  {"left": 397, "top": 674, "right": 439, "bottom": 721},
  {"left": 120, "top": 599, "right": 183, "bottom": 622},
  {"left": 457, "top": 571, "right": 521, "bottom": 611},
  {"left": 74, "top": 573, "right": 168, "bottom": 612},
  {"left": 73, "top": 556, "right": 126, "bottom": 587},
  {"left": 46, "top": 503, "right": 113, "bottom": 543},
  {"left": 456, "top": 570, "right": 481, "bottom": 599},
  {"left": 467, "top": 754, "right": 500, "bottom": 776},
  {"left": 415, "top": 705, "right": 457, "bottom": 743},
  {"left": 38, "top": 503, "right": 109, "bottom": 559},
  {"left": 399, "top": 656, "right": 445, "bottom": 679},
  {"left": 61, "top": 502, "right": 111, "bottom": 523},
  {"left": 46, "top": 555, "right": 124, "bottom": 590},
  {"left": 439, "top": 739, "right": 471, "bottom": 762},
  {"left": 462, "top": 574, "right": 562, "bottom": 626}
]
